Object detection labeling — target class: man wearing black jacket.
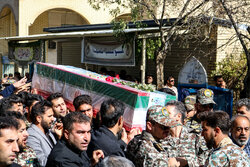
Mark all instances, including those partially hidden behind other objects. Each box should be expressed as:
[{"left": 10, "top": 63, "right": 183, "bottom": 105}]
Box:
[
  {"left": 46, "top": 112, "right": 104, "bottom": 167},
  {"left": 87, "top": 99, "right": 127, "bottom": 157}
]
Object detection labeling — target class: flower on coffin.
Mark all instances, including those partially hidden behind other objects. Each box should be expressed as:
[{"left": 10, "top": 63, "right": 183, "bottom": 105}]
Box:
[
  {"left": 105, "top": 76, "right": 114, "bottom": 82},
  {"left": 115, "top": 74, "right": 120, "bottom": 79}
]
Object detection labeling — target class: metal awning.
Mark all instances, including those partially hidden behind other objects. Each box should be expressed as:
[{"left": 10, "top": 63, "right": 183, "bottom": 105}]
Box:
[{"left": 0, "top": 27, "right": 167, "bottom": 41}]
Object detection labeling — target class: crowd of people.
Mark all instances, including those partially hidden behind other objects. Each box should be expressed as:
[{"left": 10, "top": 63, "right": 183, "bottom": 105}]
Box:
[{"left": 0, "top": 72, "right": 249, "bottom": 167}]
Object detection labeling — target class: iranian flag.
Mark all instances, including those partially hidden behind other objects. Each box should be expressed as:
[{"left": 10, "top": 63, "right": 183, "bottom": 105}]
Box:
[{"left": 32, "top": 62, "right": 175, "bottom": 131}]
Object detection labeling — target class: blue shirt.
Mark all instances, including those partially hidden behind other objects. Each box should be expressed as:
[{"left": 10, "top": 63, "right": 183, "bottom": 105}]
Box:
[{"left": 243, "top": 138, "right": 250, "bottom": 157}]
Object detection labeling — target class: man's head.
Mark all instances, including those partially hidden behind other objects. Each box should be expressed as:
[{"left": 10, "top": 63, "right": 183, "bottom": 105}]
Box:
[
  {"left": 63, "top": 112, "right": 91, "bottom": 151},
  {"left": 100, "top": 99, "right": 124, "bottom": 131},
  {"left": 200, "top": 111, "right": 230, "bottom": 149},
  {"left": 195, "top": 88, "right": 215, "bottom": 113},
  {"left": 100, "top": 155, "right": 135, "bottom": 167},
  {"left": 146, "top": 105, "right": 181, "bottom": 140},
  {"left": 0, "top": 95, "right": 24, "bottom": 115},
  {"left": 73, "top": 95, "right": 93, "bottom": 119},
  {"left": 0, "top": 117, "right": 19, "bottom": 166},
  {"left": 47, "top": 93, "right": 67, "bottom": 118},
  {"left": 214, "top": 75, "right": 224, "bottom": 87},
  {"left": 146, "top": 75, "right": 153, "bottom": 84},
  {"left": 184, "top": 95, "right": 197, "bottom": 118},
  {"left": 235, "top": 98, "right": 250, "bottom": 119},
  {"left": 231, "top": 115, "right": 250, "bottom": 147},
  {"left": 30, "top": 100, "right": 54, "bottom": 131},
  {"left": 165, "top": 100, "right": 186, "bottom": 124},
  {"left": 26, "top": 94, "right": 44, "bottom": 113},
  {"left": 1, "top": 112, "right": 28, "bottom": 150}
]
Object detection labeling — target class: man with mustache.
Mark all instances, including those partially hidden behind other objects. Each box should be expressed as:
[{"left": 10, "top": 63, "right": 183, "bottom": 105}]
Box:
[
  {"left": 201, "top": 111, "right": 250, "bottom": 166},
  {"left": 230, "top": 115, "right": 250, "bottom": 157},
  {"left": 2, "top": 112, "right": 39, "bottom": 167},
  {"left": 0, "top": 117, "right": 20, "bottom": 167},
  {"left": 27, "top": 100, "right": 57, "bottom": 167}
]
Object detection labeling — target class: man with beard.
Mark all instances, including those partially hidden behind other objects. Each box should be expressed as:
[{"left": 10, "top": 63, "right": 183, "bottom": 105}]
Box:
[
  {"left": 230, "top": 115, "right": 250, "bottom": 157},
  {"left": 27, "top": 100, "right": 57, "bottom": 167},
  {"left": 47, "top": 93, "right": 67, "bottom": 119},
  {"left": 200, "top": 111, "right": 250, "bottom": 166},
  {"left": 0, "top": 117, "right": 20, "bottom": 167},
  {"left": 186, "top": 88, "right": 216, "bottom": 134},
  {"left": 162, "top": 100, "right": 209, "bottom": 166},
  {"left": 46, "top": 112, "right": 104, "bottom": 167},
  {"left": 2, "top": 112, "right": 39, "bottom": 167}
]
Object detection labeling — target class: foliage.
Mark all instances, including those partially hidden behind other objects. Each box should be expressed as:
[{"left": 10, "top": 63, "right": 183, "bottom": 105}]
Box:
[
  {"left": 88, "top": 0, "right": 250, "bottom": 90},
  {"left": 136, "top": 38, "right": 162, "bottom": 60},
  {"left": 105, "top": 76, "right": 156, "bottom": 92},
  {"left": 211, "top": 53, "right": 247, "bottom": 101}
]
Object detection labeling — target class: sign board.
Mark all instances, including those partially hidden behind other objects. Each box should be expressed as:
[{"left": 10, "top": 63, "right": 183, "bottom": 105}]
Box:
[
  {"left": 178, "top": 57, "right": 207, "bottom": 85},
  {"left": 81, "top": 36, "right": 135, "bottom": 66},
  {"left": 8, "top": 41, "right": 43, "bottom": 66}
]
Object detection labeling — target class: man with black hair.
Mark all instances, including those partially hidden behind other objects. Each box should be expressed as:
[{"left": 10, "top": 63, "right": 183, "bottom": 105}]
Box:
[
  {"left": 46, "top": 112, "right": 104, "bottom": 167},
  {"left": 73, "top": 95, "right": 93, "bottom": 120},
  {"left": 162, "top": 100, "right": 209, "bottom": 166},
  {"left": 0, "top": 117, "right": 21, "bottom": 167},
  {"left": 0, "top": 95, "right": 24, "bottom": 115},
  {"left": 200, "top": 111, "right": 250, "bottom": 166},
  {"left": 213, "top": 75, "right": 226, "bottom": 88},
  {"left": 27, "top": 100, "right": 57, "bottom": 167},
  {"left": 47, "top": 93, "right": 67, "bottom": 119},
  {"left": 2, "top": 112, "right": 39, "bottom": 167},
  {"left": 87, "top": 99, "right": 127, "bottom": 157}
]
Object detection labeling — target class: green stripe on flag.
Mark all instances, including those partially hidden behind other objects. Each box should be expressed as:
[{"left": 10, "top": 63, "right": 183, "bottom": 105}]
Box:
[{"left": 36, "top": 64, "right": 149, "bottom": 108}]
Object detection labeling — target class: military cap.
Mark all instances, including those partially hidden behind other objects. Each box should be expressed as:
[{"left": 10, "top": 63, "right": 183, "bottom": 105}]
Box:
[
  {"left": 184, "top": 95, "right": 196, "bottom": 111},
  {"left": 197, "top": 88, "right": 216, "bottom": 105},
  {"left": 146, "top": 105, "right": 181, "bottom": 128}
]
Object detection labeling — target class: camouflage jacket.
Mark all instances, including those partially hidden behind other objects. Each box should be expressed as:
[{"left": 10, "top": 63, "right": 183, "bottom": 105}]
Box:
[
  {"left": 205, "top": 137, "right": 250, "bottom": 167},
  {"left": 126, "top": 130, "right": 169, "bottom": 167},
  {"left": 14, "top": 146, "right": 40, "bottom": 167},
  {"left": 162, "top": 126, "right": 209, "bottom": 167},
  {"left": 185, "top": 115, "right": 202, "bottom": 134}
]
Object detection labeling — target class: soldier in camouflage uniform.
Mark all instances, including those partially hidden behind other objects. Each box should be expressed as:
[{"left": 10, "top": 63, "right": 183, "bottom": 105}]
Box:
[
  {"left": 163, "top": 100, "right": 209, "bottom": 166},
  {"left": 185, "top": 88, "right": 216, "bottom": 134},
  {"left": 126, "top": 105, "right": 181, "bottom": 167},
  {"left": 3, "top": 112, "right": 39, "bottom": 167},
  {"left": 15, "top": 146, "right": 39, "bottom": 167},
  {"left": 200, "top": 111, "right": 250, "bottom": 166}
]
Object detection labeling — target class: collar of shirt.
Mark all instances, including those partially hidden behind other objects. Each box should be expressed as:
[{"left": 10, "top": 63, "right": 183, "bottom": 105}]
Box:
[{"left": 216, "top": 136, "right": 232, "bottom": 149}]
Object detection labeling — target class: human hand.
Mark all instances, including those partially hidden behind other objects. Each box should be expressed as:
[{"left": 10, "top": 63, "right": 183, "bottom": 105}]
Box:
[
  {"left": 92, "top": 149, "right": 104, "bottom": 166},
  {"left": 13, "top": 77, "right": 27, "bottom": 88},
  {"left": 127, "top": 128, "right": 141, "bottom": 143},
  {"left": 121, "top": 128, "right": 128, "bottom": 144},
  {"left": 53, "top": 122, "right": 63, "bottom": 139}
]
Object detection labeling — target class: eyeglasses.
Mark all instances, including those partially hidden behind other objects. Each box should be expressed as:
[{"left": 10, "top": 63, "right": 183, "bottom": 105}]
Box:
[
  {"left": 79, "top": 108, "right": 92, "bottom": 113},
  {"left": 170, "top": 80, "right": 174, "bottom": 82}
]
